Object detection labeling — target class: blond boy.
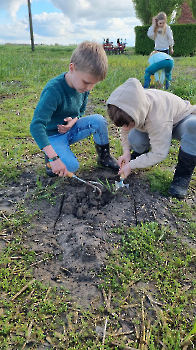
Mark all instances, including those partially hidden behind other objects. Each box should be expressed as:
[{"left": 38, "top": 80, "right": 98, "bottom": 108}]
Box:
[{"left": 30, "top": 41, "right": 119, "bottom": 177}]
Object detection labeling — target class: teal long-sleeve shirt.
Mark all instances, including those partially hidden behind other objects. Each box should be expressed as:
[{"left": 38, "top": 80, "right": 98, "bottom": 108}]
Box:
[{"left": 30, "top": 72, "right": 89, "bottom": 150}]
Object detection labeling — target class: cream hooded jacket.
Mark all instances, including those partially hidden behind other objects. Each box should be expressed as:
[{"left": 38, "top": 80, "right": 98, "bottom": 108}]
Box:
[{"left": 106, "top": 78, "right": 196, "bottom": 170}]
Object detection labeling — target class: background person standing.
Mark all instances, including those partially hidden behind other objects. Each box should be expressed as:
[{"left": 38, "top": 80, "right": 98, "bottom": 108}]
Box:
[{"left": 147, "top": 12, "right": 174, "bottom": 55}]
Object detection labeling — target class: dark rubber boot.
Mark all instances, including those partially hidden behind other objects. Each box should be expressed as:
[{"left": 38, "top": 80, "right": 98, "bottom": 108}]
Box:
[
  {"left": 131, "top": 150, "right": 149, "bottom": 160},
  {"left": 45, "top": 154, "right": 58, "bottom": 177},
  {"left": 169, "top": 148, "right": 196, "bottom": 199},
  {"left": 95, "top": 143, "right": 119, "bottom": 171}
]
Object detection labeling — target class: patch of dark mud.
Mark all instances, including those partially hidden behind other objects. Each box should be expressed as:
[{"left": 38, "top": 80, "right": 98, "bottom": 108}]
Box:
[{"left": 1, "top": 167, "right": 185, "bottom": 308}]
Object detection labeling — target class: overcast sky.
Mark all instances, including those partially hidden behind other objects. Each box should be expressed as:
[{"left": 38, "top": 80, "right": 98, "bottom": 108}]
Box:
[{"left": 0, "top": 0, "right": 142, "bottom": 46}]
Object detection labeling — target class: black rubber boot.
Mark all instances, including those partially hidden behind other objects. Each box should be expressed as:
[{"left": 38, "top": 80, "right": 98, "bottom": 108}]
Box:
[
  {"left": 169, "top": 148, "right": 196, "bottom": 199},
  {"left": 95, "top": 143, "right": 119, "bottom": 171},
  {"left": 131, "top": 150, "right": 149, "bottom": 160},
  {"left": 45, "top": 154, "right": 58, "bottom": 177}
]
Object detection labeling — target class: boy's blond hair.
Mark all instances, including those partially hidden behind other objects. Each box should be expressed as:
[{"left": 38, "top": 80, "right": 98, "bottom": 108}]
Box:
[
  {"left": 70, "top": 41, "right": 108, "bottom": 81},
  {"left": 154, "top": 12, "right": 167, "bottom": 37}
]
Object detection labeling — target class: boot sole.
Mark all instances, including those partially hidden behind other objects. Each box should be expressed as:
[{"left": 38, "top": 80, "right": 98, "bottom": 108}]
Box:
[{"left": 168, "top": 189, "right": 186, "bottom": 199}]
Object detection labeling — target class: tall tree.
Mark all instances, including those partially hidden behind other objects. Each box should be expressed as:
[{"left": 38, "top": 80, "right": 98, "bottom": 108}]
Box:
[
  {"left": 132, "top": 0, "right": 184, "bottom": 24},
  {"left": 177, "top": 0, "right": 196, "bottom": 23},
  {"left": 187, "top": 0, "right": 196, "bottom": 18},
  {"left": 132, "top": 0, "right": 152, "bottom": 25}
]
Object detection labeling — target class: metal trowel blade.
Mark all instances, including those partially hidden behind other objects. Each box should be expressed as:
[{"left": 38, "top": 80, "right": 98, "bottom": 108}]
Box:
[{"left": 115, "top": 179, "right": 129, "bottom": 191}]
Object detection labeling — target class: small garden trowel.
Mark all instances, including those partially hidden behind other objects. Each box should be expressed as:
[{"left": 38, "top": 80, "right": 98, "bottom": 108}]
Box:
[
  {"left": 115, "top": 160, "right": 129, "bottom": 191},
  {"left": 47, "top": 162, "right": 103, "bottom": 197}
]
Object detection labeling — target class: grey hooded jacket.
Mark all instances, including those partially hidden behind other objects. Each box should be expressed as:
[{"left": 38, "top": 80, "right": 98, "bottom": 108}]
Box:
[{"left": 106, "top": 78, "right": 196, "bottom": 169}]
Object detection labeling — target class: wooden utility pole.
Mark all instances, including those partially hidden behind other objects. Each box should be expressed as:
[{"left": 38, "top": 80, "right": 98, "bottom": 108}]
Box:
[{"left": 27, "top": 0, "right": 35, "bottom": 51}]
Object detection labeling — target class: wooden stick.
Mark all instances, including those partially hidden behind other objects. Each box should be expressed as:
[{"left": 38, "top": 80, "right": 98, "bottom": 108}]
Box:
[
  {"left": 24, "top": 289, "right": 35, "bottom": 305},
  {"left": 43, "top": 287, "right": 51, "bottom": 302},
  {"left": 102, "top": 318, "right": 108, "bottom": 345},
  {"left": 140, "top": 295, "right": 146, "bottom": 350},
  {"left": 22, "top": 319, "right": 34, "bottom": 349},
  {"left": 1, "top": 212, "right": 10, "bottom": 221},
  {"left": 102, "top": 289, "right": 112, "bottom": 311},
  {"left": 109, "top": 330, "right": 134, "bottom": 337},
  {"left": 111, "top": 341, "right": 138, "bottom": 350},
  {"left": 27, "top": 319, "right": 34, "bottom": 340},
  {"left": 142, "top": 287, "right": 162, "bottom": 305},
  {"left": 12, "top": 279, "right": 35, "bottom": 300},
  {"left": 121, "top": 303, "right": 138, "bottom": 309}
]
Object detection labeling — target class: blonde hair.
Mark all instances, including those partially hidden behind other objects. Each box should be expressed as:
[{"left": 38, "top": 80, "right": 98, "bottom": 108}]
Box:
[
  {"left": 70, "top": 41, "right": 108, "bottom": 81},
  {"left": 154, "top": 12, "right": 167, "bottom": 37}
]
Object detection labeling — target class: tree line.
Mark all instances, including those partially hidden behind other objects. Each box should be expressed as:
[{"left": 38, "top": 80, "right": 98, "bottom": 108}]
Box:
[{"left": 132, "top": 0, "right": 196, "bottom": 24}]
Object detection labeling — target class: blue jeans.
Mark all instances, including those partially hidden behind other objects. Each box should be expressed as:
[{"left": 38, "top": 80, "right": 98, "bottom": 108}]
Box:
[
  {"left": 144, "top": 60, "right": 174, "bottom": 83},
  {"left": 48, "top": 114, "right": 109, "bottom": 172},
  {"left": 128, "top": 114, "right": 196, "bottom": 156}
]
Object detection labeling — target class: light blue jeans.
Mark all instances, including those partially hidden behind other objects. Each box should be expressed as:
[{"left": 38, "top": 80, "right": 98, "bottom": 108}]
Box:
[
  {"left": 128, "top": 114, "right": 196, "bottom": 156},
  {"left": 48, "top": 114, "right": 109, "bottom": 172}
]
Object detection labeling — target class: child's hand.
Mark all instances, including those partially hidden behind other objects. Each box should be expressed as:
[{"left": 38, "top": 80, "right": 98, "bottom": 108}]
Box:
[
  {"left": 118, "top": 162, "right": 131, "bottom": 179},
  {"left": 118, "top": 150, "right": 130, "bottom": 167},
  {"left": 152, "top": 17, "right": 156, "bottom": 26},
  {"left": 50, "top": 158, "right": 68, "bottom": 177},
  {"left": 58, "top": 117, "right": 78, "bottom": 134},
  {"left": 170, "top": 47, "right": 174, "bottom": 55}
]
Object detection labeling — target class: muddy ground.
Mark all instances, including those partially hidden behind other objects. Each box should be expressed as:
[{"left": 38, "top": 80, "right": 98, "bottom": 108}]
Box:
[{"left": 1, "top": 164, "right": 196, "bottom": 310}]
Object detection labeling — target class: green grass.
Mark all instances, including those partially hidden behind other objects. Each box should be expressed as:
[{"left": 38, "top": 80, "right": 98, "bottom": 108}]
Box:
[
  {"left": 1, "top": 211, "right": 196, "bottom": 349},
  {"left": 98, "top": 222, "right": 196, "bottom": 348},
  {"left": 1, "top": 44, "right": 196, "bottom": 181},
  {"left": 0, "top": 44, "right": 196, "bottom": 349}
]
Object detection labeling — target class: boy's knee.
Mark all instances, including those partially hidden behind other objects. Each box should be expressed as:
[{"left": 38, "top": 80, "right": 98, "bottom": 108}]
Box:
[
  {"left": 91, "top": 114, "right": 108, "bottom": 129},
  {"left": 66, "top": 159, "right": 79, "bottom": 173},
  {"left": 93, "top": 114, "right": 107, "bottom": 123}
]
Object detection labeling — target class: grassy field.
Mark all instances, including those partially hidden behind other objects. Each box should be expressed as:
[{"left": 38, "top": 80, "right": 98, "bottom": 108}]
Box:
[{"left": 0, "top": 44, "right": 196, "bottom": 349}]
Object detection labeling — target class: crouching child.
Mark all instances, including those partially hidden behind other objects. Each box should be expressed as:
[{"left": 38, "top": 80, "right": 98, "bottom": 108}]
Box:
[
  {"left": 106, "top": 78, "right": 196, "bottom": 199},
  {"left": 30, "top": 41, "right": 119, "bottom": 178},
  {"left": 144, "top": 50, "right": 174, "bottom": 90}
]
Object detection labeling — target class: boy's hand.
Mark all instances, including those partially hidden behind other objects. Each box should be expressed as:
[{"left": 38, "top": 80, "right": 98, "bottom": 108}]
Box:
[
  {"left": 50, "top": 158, "right": 68, "bottom": 177},
  {"left": 118, "top": 162, "right": 131, "bottom": 179},
  {"left": 58, "top": 117, "right": 78, "bottom": 134}
]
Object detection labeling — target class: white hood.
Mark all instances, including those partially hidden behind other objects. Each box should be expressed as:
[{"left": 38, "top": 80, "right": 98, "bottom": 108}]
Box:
[
  {"left": 106, "top": 78, "right": 150, "bottom": 128},
  {"left": 106, "top": 78, "right": 196, "bottom": 169}
]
